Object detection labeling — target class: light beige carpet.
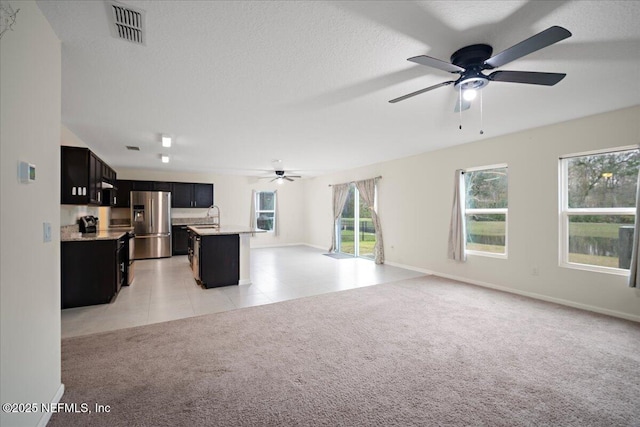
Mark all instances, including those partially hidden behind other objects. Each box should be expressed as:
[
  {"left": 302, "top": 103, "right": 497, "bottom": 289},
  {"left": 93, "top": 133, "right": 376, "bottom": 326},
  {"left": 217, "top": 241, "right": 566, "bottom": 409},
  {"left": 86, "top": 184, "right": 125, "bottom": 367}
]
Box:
[{"left": 49, "top": 276, "right": 640, "bottom": 426}]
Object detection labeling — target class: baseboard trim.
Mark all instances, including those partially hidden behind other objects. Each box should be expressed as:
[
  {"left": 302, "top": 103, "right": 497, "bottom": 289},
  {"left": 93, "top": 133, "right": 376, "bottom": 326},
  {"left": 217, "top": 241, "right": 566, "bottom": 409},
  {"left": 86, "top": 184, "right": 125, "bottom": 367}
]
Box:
[
  {"left": 302, "top": 243, "right": 327, "bottom": 251},
  {"left": 37, "top": 383, "right": 65, "bottom": 427},
  {"left": 384, "top": 260, "right": 434, "bottom": 275},
  {"left": 251, "top": 242, "right": 308, "bottom": 249},
  {"left": 432, "top": 271, "right": 640, "bottom": 323}
]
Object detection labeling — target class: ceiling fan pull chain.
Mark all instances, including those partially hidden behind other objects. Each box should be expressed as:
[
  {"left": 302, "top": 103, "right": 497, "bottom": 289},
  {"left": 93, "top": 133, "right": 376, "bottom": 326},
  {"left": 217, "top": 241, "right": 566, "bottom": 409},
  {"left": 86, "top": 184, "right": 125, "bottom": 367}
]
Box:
[
  {"left": 479, "top": 90, "right": 484, "bottom": 135},
  {"left": 459, "top": 89, "right": 463, "bottom": 130}
]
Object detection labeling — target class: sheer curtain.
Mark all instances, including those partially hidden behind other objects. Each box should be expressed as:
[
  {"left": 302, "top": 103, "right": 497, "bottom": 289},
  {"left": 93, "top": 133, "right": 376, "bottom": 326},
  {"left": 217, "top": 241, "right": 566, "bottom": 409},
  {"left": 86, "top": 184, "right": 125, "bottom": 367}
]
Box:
[
  {"left": 447, "top": 169, "right": 466, "bottom": 262},
  {"left": 329, "top": 183, "right": 350, "bottom": 253},
  {"left": 628, "top": 171, "right": 640, "bottom": 287},
  {"left": 355, "top": 178, "right": 384, "bottom": 264}
]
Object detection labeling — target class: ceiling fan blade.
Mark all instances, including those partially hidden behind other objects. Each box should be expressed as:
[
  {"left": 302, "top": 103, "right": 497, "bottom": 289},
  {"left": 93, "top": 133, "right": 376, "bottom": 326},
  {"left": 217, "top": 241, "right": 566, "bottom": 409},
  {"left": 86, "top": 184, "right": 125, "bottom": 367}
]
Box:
[
  {"left": 454, "top": 97, "right": 471, "bottom": 112},
  {"left": 284, "top": 177, "right": 294, "bottom": 182},
  {"left": 287, "top": 175, "right": 302, "bottom": 178},
  {"left": 488, "top": 70, "right": 566, "bottom": 85},
  {"left": 389, "top": 81, "right": 454, "bottom": 103},
  {"left": 484, "top": 26, "right": 571, "bottom": 69},
  {"left": 408, "top": 55, "right": 465, "bottom": 73},
  {"left": 270, "top": 178, "right": 278, "bottom": 182}
]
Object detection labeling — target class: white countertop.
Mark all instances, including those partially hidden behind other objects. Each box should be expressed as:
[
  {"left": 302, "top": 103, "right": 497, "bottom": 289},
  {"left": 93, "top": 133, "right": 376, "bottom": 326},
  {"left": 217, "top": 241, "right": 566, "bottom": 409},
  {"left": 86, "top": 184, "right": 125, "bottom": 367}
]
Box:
[
  {"left": 187, "top": 225, "right": 266, "bottom": 236},
  {"left": 61, "top": 227, "right": 133, "bottom": 242},
  {"left": 172, "top": 217, "right": 217, "bottom": 226}
]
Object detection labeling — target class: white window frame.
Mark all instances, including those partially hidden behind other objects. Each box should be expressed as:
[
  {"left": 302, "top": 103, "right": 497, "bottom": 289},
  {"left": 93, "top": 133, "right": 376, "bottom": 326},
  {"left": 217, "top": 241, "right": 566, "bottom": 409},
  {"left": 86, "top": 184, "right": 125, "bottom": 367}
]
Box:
[
  {"left": 255, "top": 191, "right": 276, "bottom": 233},
  {"left": 464, "top": 164, "right": 508, "bottom": 259},
  {"left": 559, "top": 146, "right": 638, "bottom": 275}
]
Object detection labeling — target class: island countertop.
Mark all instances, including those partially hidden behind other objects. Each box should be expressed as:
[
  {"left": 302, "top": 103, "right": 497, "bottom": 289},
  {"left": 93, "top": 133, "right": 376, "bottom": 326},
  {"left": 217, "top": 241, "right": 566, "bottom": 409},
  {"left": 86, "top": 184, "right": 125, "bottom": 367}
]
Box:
[
  {"left": 187, "top": 225, "right": 266, "bottom": 236},
  {"left": 61, "top": 227, "right": 133, "bottom": 242}
]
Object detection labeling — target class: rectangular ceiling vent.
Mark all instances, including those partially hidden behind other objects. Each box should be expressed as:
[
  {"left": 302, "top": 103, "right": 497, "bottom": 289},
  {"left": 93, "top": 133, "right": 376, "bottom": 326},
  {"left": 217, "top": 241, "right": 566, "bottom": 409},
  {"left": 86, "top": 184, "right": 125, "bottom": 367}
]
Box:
[
  {"left": 108, "top": 1, "right": 145, "bottom": 45},
  {"left": 126, "top": 145, "right": 140, "bottom": 151}
]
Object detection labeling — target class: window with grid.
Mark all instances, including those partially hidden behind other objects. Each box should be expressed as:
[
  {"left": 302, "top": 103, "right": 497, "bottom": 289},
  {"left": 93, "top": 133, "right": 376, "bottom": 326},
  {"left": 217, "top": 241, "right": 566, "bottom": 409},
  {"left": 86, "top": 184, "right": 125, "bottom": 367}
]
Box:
[
  {"left": 560, "top": 148, "right": 639, "bottom": 273},
  {"left": 255, "top": 191, "right": 276, "bottom": 232},
  {"left": 465, "top": 165, "right": 508, "bottom": 256}
]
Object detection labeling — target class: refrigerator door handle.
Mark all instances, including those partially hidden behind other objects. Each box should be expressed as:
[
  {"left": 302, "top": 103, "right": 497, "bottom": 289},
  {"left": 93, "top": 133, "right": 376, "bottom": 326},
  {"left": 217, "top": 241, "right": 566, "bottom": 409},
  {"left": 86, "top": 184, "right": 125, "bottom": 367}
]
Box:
[{"left": 150, "top": 198, "right": 154, "bottom": 232}]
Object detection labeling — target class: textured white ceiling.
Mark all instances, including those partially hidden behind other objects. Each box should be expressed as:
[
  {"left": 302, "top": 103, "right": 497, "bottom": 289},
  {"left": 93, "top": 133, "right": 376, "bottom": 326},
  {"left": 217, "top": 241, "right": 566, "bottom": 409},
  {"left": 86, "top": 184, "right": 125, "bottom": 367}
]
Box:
[{"left": 37, "top": 0, "right": 640, "bottom": 177}]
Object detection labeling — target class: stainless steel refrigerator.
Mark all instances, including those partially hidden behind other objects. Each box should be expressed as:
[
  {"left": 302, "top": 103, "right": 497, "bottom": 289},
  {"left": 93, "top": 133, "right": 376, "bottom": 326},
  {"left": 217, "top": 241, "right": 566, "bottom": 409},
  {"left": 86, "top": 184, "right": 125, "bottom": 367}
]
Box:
[{"left": 131, "top": 191, "right": 172, "bottom": 259}]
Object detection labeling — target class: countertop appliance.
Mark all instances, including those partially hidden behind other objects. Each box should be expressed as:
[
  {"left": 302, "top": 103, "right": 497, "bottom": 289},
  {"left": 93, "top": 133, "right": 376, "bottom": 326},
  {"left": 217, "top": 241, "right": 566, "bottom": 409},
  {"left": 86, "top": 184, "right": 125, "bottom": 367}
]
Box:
[
  {"left": 131, "top": 191, "right": 171, "bottom": 259},
  {"left": 79, "top": 215, "right": 98, "bottom": 234}
]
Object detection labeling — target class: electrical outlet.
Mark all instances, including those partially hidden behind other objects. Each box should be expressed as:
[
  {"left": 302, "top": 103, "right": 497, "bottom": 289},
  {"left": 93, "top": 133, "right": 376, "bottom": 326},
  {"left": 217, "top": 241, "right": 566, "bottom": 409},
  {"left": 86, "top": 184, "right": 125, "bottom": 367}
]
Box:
[{"left": 43, "top": 222, "right": 52, "bottom": 243}]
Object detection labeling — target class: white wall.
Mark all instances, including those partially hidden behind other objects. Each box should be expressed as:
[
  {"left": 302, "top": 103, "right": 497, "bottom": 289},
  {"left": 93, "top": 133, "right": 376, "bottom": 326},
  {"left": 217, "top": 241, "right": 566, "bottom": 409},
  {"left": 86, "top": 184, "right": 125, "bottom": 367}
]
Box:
[
  {"left": 304, "top": 106, "right": 640, "bottom": 321},
  {"left": 0, "top": 2, "right": 63, "bottom": 426},
  {"left": 117, "top": 169, "right": 306, "bottom": 247}
]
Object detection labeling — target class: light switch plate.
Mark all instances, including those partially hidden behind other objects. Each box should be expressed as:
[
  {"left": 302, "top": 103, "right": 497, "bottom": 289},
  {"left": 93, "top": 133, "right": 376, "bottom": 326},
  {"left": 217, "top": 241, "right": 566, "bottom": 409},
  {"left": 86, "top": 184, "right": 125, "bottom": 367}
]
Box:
[{"left": 43, "top": 222, "right": 52, "bottom": 243}]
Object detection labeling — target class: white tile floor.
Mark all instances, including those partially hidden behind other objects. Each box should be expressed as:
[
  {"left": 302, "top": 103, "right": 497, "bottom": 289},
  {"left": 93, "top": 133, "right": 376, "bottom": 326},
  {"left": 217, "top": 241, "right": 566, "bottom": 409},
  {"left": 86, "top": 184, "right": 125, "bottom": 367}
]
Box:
[{"left": 61, "top": 245, "right": 425, "bottom": 338}]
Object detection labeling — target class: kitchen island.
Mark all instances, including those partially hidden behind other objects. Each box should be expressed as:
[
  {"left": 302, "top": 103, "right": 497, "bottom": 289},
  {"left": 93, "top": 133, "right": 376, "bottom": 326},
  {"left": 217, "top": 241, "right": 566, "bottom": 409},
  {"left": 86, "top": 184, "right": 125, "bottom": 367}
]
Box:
[
  {"left": 60, "top": 226, "right": 134, "bottom": 308},
  {"left": 187, "top": 225, "right": 265, "bottom": 288}
]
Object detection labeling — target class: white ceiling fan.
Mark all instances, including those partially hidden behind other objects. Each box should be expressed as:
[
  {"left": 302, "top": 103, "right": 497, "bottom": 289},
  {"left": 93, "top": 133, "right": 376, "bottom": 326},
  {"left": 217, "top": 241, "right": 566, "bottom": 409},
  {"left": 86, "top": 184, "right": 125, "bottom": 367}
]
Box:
[{"left": 259, "top": 160, "right": 302, "bottom": 183}]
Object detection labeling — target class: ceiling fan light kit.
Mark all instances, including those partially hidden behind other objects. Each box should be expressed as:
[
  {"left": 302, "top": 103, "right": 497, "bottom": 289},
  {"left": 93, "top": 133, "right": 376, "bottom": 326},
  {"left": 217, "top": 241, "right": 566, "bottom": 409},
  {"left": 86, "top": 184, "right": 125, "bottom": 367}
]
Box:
[{"left": 390, "top": 26, "right": 572, "bottom": 131}]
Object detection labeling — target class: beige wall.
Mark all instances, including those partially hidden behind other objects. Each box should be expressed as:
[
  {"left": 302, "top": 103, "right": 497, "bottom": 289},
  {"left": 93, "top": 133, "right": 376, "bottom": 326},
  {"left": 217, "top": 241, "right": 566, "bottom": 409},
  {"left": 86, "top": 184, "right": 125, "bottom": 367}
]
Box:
[
  {"left": 117, "top": 168, "right": 306, "bottom": 247},
  {"left": 304, "top": 106, "right": 640, "bottom": 321},
  {"left": 0, "top": 2, "right": 64, "bottom": 426}
]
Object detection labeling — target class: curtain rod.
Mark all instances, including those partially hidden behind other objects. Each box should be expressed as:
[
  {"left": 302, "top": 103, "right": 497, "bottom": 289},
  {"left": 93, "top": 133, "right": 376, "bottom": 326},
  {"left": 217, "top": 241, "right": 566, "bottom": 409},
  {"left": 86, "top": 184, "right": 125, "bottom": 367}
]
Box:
[{"left": 328, "top": 176, "right": 382, "bottom": 187}]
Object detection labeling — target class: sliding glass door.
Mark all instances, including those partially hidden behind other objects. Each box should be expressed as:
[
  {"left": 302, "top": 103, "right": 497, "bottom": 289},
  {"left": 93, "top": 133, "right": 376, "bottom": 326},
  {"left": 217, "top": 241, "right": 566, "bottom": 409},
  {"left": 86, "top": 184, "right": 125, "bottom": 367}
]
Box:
[{"left": 336, "top": 184, "right": 376, "bottom": 259}]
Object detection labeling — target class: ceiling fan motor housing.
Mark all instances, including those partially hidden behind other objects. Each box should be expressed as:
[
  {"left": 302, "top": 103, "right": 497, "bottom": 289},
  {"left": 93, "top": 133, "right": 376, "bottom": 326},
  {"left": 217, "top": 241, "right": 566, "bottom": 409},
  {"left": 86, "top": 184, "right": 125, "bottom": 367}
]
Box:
[
  {"left": 450, "top": 44, "right": 493, "bottom": 68},
  {"left": 451, "top": 44, "right": 493, "bottom": 92}
]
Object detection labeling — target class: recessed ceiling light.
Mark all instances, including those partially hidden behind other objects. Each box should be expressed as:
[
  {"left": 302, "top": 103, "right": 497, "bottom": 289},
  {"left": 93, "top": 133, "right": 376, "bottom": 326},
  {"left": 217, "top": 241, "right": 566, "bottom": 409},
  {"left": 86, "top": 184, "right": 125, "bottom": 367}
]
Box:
[
  {"left": 161, "top": 155, "right": 169, "bottom": 163},
  {"left": 162, "top": 135, "right": 172, "bottom": 148}
]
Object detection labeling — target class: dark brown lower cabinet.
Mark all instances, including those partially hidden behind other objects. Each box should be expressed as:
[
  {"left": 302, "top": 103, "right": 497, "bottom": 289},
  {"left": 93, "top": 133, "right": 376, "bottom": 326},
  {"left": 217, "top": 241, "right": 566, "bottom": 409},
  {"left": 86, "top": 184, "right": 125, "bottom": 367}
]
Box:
[
  {"left": 61, "top": 239, "right": 123, "bottom": 309},
  {"left": 172, "top": 225, "right": 189, "bottom": 255},
  {"left": 199, "top": 234, "right": 239, "bottom": 288}
]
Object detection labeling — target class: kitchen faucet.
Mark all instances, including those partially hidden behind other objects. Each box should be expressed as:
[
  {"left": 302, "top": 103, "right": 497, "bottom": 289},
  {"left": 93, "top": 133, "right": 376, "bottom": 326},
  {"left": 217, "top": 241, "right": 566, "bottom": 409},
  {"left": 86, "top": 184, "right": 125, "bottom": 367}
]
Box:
[{"left": 206, "top": 205, "right": 220, "bottom": 228}]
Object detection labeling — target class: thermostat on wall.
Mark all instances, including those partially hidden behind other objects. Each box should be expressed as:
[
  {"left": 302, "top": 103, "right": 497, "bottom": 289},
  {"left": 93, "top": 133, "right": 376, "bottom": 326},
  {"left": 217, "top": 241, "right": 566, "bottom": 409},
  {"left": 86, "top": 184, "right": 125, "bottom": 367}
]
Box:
[{"left": 19, "top": 161, "right": 36, "bottom": 183}]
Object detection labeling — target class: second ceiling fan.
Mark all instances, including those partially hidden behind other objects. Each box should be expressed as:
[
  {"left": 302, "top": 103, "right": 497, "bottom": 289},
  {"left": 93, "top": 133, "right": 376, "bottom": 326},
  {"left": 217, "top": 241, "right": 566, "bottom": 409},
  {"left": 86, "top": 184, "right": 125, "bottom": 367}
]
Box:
[
  {"left": 270, "top": 170, "right": 301, "bottom": 182},
  {"left": 389, "top": 26, "right": 572, "bottom": 111},
  {"left": 259, "top": 160, "right": 302, "bottom": 183}
]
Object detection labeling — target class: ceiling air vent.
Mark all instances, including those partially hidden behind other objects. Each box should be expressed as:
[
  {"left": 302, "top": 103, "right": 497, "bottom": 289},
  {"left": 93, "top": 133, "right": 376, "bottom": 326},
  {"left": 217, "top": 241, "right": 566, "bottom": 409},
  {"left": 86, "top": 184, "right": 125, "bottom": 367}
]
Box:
[
  {"left": 108, "top": 1, "right": 145, "bottom": 45},
  {"left": 126, "top": 146, "right": 140, "bottom": 151}
]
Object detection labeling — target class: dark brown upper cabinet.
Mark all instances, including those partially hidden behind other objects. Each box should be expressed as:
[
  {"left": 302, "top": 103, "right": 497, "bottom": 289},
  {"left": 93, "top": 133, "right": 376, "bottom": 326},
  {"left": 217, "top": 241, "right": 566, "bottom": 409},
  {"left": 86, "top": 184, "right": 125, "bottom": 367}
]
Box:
[
  {"left": 61, "top": 146, "right": 117, "bottom": 206},
  {"left": 171, "top": 182, "right": 214, "bottom": 208}
]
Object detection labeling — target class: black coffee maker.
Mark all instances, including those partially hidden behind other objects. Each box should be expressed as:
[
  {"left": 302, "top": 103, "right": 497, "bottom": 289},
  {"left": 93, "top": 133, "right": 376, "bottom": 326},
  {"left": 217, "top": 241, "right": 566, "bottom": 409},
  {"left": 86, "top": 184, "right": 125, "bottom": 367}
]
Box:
[{"left": 79, "top": 215, "right": 98, "bottom": 234}]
